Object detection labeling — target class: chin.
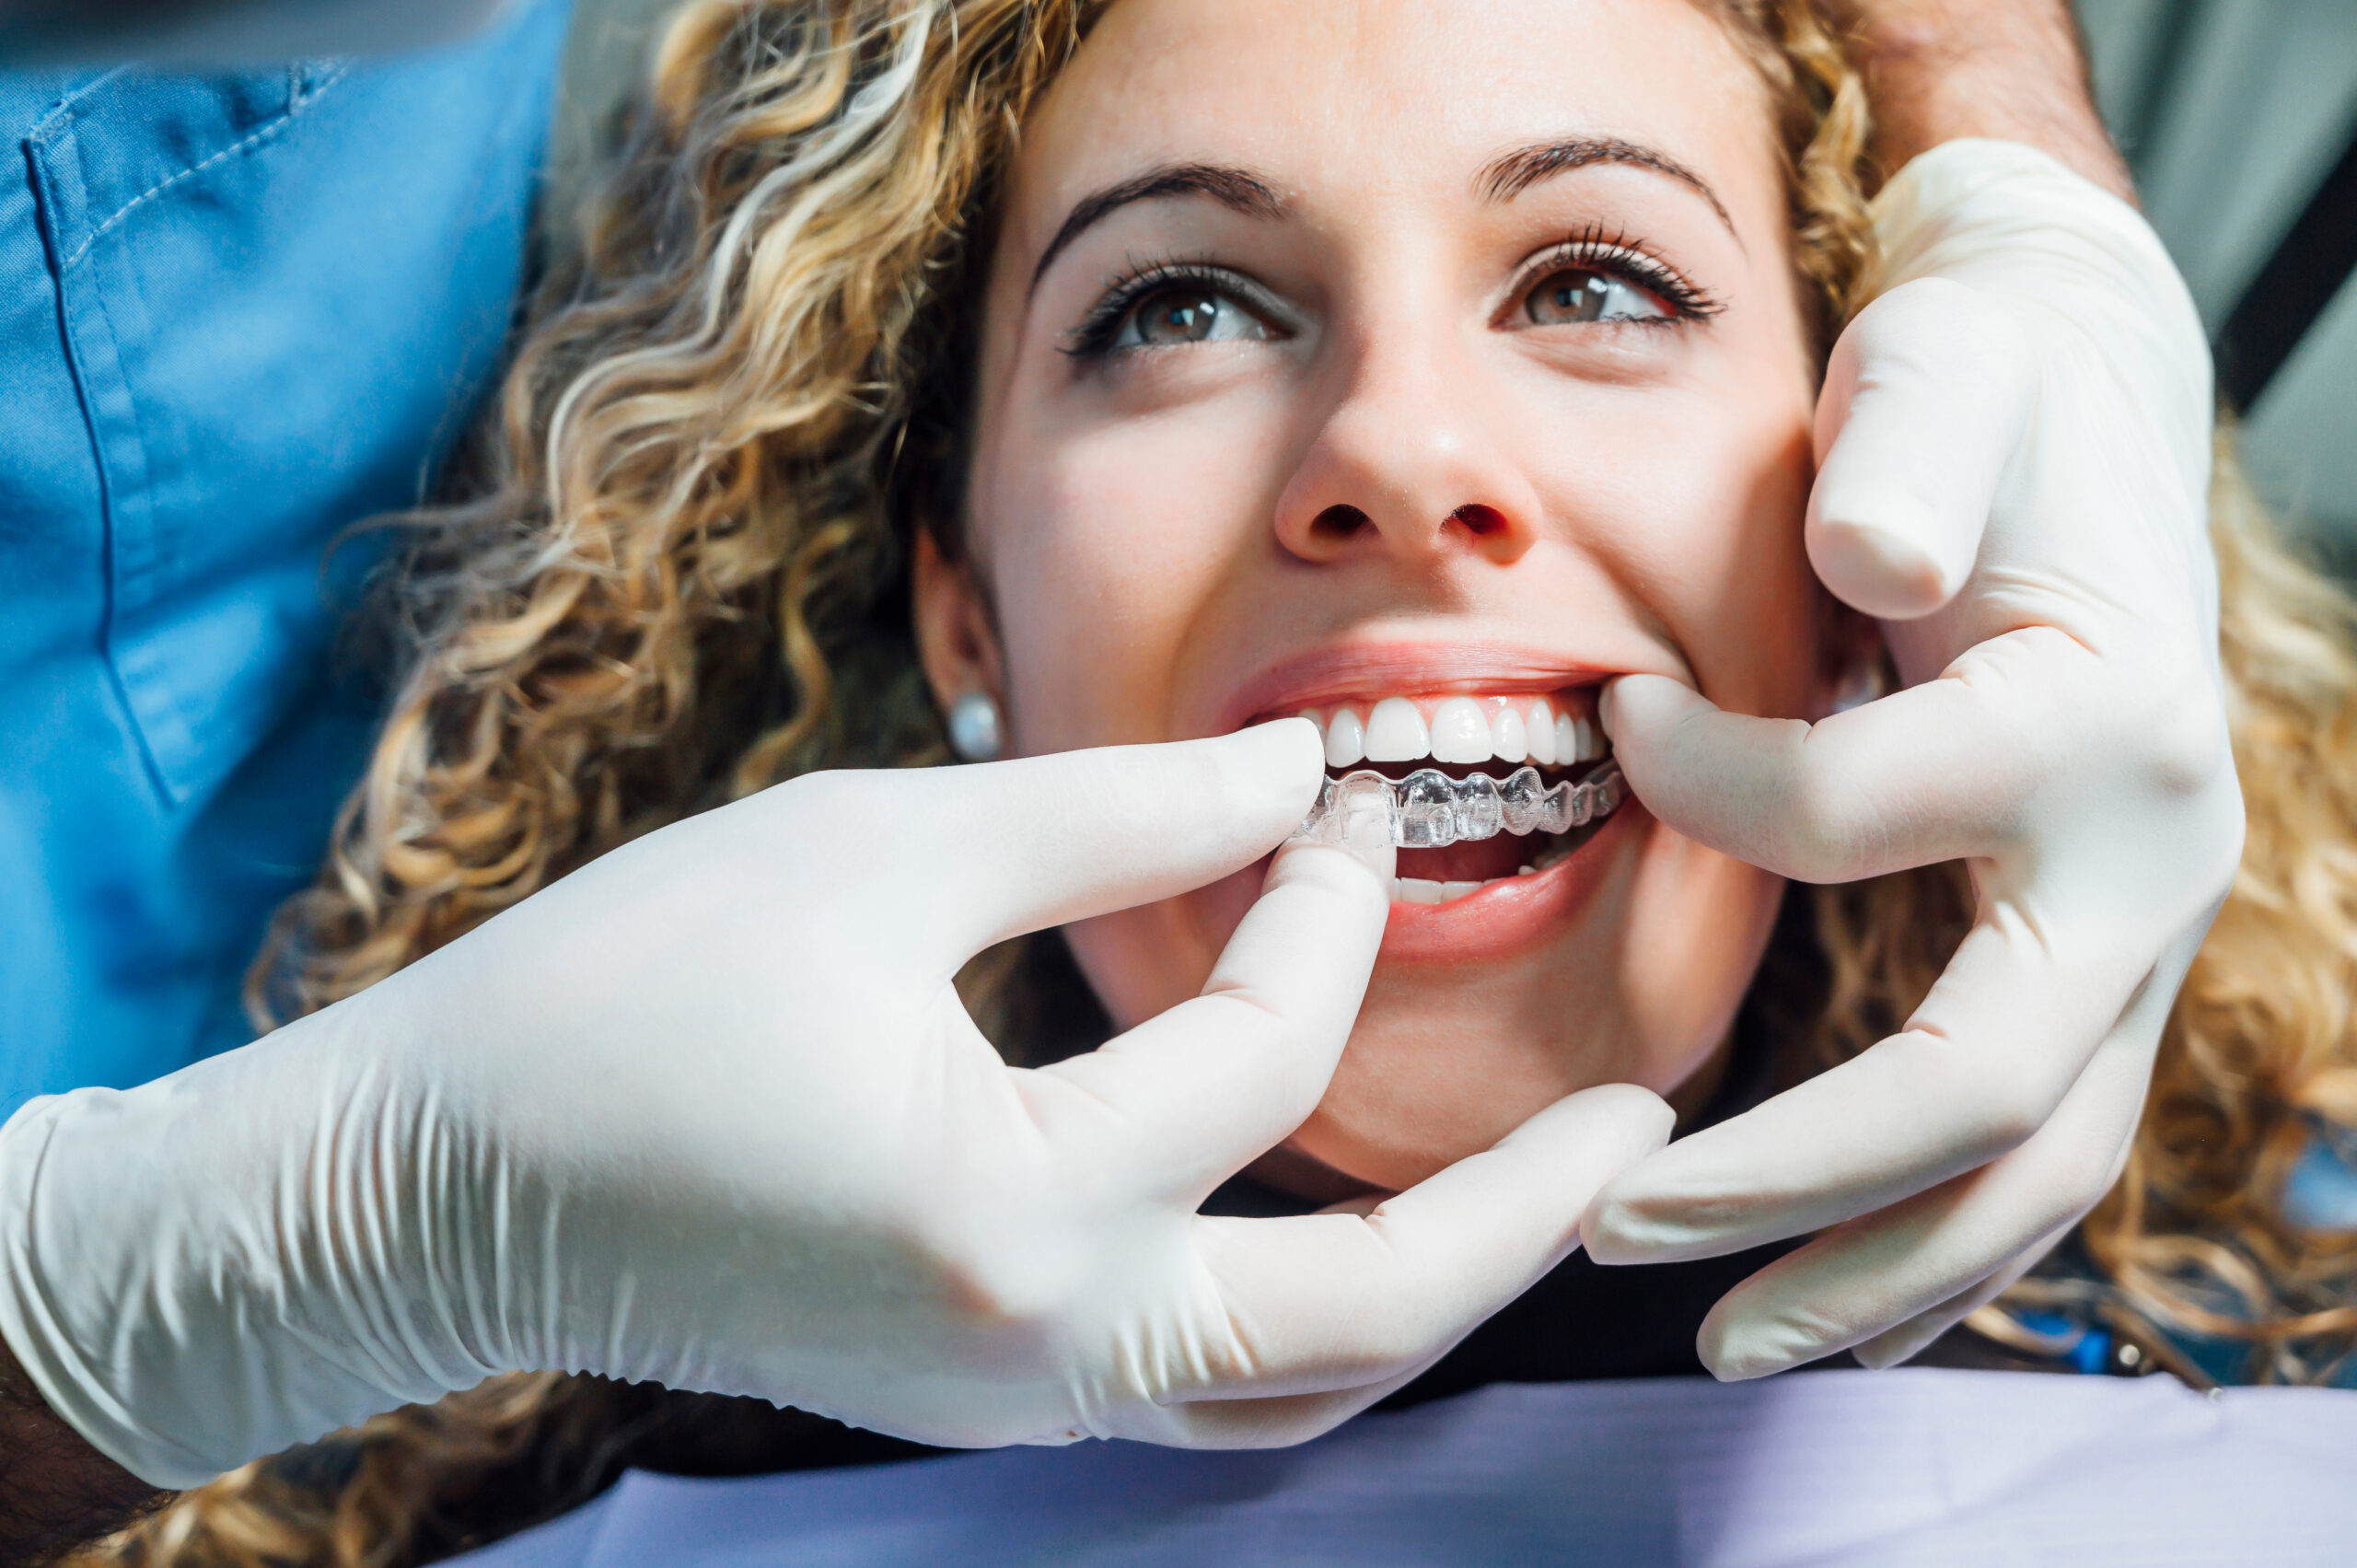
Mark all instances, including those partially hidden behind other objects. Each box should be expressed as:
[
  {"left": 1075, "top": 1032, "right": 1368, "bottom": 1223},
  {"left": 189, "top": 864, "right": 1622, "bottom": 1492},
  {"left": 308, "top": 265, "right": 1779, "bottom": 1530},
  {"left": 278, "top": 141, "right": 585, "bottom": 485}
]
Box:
[{"left": 1286, "top": 807, "right": 1782, "bottom": 1193}]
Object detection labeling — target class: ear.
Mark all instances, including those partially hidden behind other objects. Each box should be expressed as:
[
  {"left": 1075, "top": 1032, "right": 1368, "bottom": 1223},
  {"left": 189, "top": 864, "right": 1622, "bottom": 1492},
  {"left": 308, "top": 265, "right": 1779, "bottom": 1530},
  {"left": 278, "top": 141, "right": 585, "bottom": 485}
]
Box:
[{"left": 912, "top": 529, "right": 1006, "bottom": 719}]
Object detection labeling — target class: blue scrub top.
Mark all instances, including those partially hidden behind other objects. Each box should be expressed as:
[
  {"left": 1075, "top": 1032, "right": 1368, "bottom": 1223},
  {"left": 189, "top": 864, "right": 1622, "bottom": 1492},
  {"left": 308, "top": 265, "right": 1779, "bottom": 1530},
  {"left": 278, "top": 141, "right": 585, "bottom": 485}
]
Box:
[{"left": 0, "top": 0, "right": 572, "bottom": 1118}]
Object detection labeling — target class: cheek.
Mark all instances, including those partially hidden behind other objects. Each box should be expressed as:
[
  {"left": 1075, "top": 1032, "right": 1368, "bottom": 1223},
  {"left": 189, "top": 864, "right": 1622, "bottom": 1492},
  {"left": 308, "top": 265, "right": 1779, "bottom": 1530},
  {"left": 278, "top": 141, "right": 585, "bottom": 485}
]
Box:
[
  {"left": 1529, "top": 388, "right": 1819, "bottom": 716},
  {"left": 1678, "top": 434, "right": 1822, "bottom": 714},
  {"left": 962, "top": 388, "right": 1296, "bottom": 1031},
  {"left": 968, "top": 399, "right": 1290, "bottom": 752},
  {"left": 1062, "top": 860, "right": 1264, "bottom": 1030},
  {"left": 1620, "top": 832, "right": 1785, "bottom": 1090}
]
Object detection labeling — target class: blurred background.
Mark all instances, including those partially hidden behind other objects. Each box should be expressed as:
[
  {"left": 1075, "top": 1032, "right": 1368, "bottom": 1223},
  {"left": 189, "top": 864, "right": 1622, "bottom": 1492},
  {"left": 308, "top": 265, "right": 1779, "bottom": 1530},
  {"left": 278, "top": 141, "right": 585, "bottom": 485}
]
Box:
[
  {"left": 547, "top": 0, "right": 2357, "bottom": 563},
  {"left": 2080, "top": 0, "right": 2357, "bottom": 569}
]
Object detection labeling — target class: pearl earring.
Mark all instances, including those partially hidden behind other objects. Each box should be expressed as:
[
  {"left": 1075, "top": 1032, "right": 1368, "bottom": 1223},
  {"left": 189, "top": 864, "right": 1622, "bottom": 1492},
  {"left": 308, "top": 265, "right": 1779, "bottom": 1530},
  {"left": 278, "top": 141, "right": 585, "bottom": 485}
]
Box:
[{"left": 947, "top": 691, "right": 1003, "bottom": 762}]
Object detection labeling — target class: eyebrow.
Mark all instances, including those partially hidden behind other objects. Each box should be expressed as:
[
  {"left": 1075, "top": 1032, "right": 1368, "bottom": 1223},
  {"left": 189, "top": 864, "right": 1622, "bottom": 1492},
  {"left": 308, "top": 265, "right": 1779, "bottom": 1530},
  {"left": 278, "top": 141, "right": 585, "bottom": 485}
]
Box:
[
  {"left": 1478, "top": 136, "right": 1738, "bottom": 241},
  {"left": 1029, "top": 162, "right": 1284, "bottom": 292}
]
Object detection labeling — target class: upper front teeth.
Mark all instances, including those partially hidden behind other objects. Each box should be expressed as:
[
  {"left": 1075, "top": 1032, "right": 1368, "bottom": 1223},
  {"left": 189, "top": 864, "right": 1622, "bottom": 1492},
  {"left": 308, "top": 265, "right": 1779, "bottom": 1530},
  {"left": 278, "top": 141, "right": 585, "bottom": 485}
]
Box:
[
  {"left": 1364, "top": 697, "right": 1428, "bottom": 762},
  {"left": 1323, "top": 706, "right": 1367, "bottom": 768},
  {"left": 1430, "top": 697, "right": 1491, "bottom": 763},
  {"left": 1306, "top": 695, "right": 1604, "bottom": 769}
]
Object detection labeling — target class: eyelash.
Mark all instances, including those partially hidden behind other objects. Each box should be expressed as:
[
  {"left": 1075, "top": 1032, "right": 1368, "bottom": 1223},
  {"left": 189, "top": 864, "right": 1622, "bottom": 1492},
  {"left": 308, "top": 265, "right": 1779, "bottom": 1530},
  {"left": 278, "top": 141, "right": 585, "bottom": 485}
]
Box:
[
  {"left": 1061, "top": 227, "right": 1722, "bottom": 363},
  {"left": 1511, "top": 226, "right": 1724, "bottom": 324}
]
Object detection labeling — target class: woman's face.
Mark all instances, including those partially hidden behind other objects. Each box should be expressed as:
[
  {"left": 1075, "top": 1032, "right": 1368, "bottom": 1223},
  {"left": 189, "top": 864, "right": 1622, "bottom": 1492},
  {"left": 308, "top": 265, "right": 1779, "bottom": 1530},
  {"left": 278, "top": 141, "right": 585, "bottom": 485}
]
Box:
[{"left": 923, "top": 0, "right": 1830, "bottom": 1190}]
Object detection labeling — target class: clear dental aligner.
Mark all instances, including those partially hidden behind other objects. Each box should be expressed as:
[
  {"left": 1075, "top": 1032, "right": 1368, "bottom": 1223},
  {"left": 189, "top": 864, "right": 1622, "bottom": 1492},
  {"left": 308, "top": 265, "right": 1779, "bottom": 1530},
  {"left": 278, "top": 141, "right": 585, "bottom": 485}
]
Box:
[{"left": 1292, "top": 761, "right": 1627, "bottom": 849}]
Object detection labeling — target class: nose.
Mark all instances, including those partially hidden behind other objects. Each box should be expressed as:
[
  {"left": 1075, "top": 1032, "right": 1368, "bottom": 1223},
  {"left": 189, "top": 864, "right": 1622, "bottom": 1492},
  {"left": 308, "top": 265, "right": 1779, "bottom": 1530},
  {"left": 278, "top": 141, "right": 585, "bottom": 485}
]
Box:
[{"left": 1272, "top": 315, "right": 1542, "bottom": 570}]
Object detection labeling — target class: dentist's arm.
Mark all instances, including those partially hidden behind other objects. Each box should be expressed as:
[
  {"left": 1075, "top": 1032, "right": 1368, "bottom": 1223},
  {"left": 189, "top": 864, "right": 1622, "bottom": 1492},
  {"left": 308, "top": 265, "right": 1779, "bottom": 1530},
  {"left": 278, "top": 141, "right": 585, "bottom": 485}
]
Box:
[
  {"left": 0, "top": 1343, "right": 157, "bottom": 1563},
  {"left": 0, "top": 724, "right": 1667, "bottom": 1561},
  {"left": 1586, "top": 14, "right": 2239, "bottom": 1377},
  {"left": 1834, "top": 0, "right": 2132, "bottom": 200}
]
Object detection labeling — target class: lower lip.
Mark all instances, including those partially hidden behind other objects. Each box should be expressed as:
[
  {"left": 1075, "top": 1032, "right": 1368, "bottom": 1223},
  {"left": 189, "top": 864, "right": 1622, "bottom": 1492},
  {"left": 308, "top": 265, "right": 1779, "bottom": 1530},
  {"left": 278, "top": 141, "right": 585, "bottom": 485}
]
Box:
[{"left": 1377, "top": 801, "right": 1646, "bottom": 964}]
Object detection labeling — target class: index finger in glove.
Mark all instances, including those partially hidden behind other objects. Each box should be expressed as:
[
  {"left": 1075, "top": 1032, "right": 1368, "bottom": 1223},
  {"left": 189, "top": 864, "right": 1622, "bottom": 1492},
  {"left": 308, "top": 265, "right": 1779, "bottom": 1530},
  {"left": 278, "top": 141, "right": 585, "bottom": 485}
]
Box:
[
  {"left": 1582, "top": 912, "right": 2149, "bottom": 1266},
  {"left": 1692, "top": 913, "right": 2207, "bottom": 1376},
  {"left": 1694, "top": 1025, "right": 2153, "bottom": 1380},
  {"left": 1028, "top": 814, "right": 1395, "bottom": 1198},
  {"left": 788, "top": 720, "right": 1329, "bottom": 970},
  {"left": 1140, "top": 1084, "right": 1673, "bottom": 1436},
  {"left": 1807, "top": 278, "right": 2034, "bottom": 621}
]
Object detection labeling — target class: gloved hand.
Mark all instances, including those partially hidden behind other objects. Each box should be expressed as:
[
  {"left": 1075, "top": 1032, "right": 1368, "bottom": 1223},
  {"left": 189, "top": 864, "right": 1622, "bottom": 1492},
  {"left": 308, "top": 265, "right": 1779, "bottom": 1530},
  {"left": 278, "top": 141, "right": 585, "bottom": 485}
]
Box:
[
  {"left": 0, "top": 719, "right": 1670, "bottom": 1488},
  {"left": 1582, "top": 140, "right": 2243, "bottom": 1376}
]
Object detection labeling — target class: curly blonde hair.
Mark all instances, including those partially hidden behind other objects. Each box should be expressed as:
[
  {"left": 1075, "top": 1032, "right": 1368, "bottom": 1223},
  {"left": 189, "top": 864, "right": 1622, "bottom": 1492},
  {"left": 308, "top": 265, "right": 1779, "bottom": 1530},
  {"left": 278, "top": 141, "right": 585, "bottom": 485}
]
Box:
[{"left": 70, "top": 0, "right": 2357, "bottom": 1562}]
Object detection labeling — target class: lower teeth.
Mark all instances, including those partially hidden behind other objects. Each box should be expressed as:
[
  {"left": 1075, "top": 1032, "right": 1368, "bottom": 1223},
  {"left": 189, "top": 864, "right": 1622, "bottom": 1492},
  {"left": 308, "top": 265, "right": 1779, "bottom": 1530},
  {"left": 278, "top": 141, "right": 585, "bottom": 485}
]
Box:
[{"left": 1392, "top": 816, "right": 1595, "bottom": 904}]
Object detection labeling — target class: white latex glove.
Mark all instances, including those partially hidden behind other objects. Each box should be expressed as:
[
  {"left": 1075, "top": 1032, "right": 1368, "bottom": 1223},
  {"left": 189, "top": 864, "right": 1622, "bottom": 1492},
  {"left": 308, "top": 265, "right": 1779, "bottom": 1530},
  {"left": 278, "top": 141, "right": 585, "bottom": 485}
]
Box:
[
  {"left": 0, "top": 719, "right": 1670, "bottom": 1488},
  {"left": 1582, "top": 140, "right": 2243, "bottom": 1376}
]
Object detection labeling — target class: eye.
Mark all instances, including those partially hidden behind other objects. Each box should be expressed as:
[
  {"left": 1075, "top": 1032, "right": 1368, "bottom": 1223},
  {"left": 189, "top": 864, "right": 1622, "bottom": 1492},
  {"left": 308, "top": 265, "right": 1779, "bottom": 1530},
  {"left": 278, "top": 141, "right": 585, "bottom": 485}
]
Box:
[
  {"left": 1522, "top": 265, "right": 1669, "bottom": 326},
  {"left": 1120, "top": 284, "right": 1270, "bottom": 349},
  {"left": 1064, "top": 263, "right": 1292, "bottom": 363}
]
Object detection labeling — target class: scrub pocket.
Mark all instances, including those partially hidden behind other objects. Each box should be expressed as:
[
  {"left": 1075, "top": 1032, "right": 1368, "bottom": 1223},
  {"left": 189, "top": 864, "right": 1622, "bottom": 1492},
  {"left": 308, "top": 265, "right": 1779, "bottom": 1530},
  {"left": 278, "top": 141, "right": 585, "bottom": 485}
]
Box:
[{"left": 26, "top": 64, "right": 352, "bottom": 807}]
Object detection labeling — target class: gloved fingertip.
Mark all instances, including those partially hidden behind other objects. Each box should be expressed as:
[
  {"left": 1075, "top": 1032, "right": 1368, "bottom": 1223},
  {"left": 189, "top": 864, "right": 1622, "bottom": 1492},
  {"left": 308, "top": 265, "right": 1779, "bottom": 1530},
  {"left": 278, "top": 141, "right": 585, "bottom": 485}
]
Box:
[
  {"left": 1588, "top": 672, "right": 1704, "bottom": 749},
  {"left": 1596, "top": 679, "right": 1620, "bottom": 738},
  {"left": 1806, "top": 509, "right": 1960, "bottom": 621},
  {"left": 1613, "top": 1086, "right": 1679, "bottom": 1157},
  {"left": 1852, "top": 1312, "right": 1949, "bottom": 1372},
  {"left": 1574, "top": 1182, "right": 1671, "bottom": 1267},
  {"left": 1232, "top": 716, "right": 1330, "bottom": 801},
  {"left": 1696, "top": 1310, "right": 1806, "bottom": 1383},
  {"left": 1698, "top": 1343, "right": 1786, "bottom": 1383},
  {"left": 1269, "top": 783, "right": 1397, "bottom": 900},
  {"left": 1850, "top": 1338, "right": 1905, "bottom": 1373},
  {"left": 1337, "top": 790, "right": 1399, "bottom": 888}
]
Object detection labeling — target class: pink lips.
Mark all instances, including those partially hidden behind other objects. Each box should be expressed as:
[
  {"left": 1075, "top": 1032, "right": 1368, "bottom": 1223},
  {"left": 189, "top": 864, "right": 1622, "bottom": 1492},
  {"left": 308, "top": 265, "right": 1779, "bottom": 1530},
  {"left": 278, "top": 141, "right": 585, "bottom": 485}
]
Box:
[
  {"left": 1215, "top": 638, "right": 1613, "bottom": 736},
  {"left": 1377, "top": 799, "right": 1644, "bottom": 962},
  {"left": 1205, "top": 636, "right": 1642, "bottom": 963}
]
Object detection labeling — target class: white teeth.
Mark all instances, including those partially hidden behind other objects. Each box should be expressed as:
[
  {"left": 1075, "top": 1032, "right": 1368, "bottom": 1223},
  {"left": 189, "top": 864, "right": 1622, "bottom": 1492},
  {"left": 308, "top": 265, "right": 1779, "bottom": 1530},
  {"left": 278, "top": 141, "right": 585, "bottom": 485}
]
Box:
[
  {"left": 1428, "top": 696, "right": 1492, "bottom": 764},
  {"left": 1306, "top": 693, "right": 1608, "bottom": 769},
  {"left": 1491, "top": 704, "right": 1528, "bottom": 763},
  {"left": 1390, "top": 874, "right": 1518, "bottom": 905},
  {"left": 1364, "top": 696, "right": 1431, "bottom": 762},
  {"left": 1526, "top": 700, "right": 1559, "bottom": 765},
  {"left": 1324, "top": 705, "right": 1366, "bottom": 767}
]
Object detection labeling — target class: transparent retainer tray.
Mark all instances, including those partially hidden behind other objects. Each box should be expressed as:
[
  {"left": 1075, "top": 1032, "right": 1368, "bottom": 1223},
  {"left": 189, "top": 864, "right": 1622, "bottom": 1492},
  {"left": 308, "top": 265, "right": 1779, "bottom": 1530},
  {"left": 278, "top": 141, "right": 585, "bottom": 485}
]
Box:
[{"left": 1292, "top": 761, "right": 1627, "bottom": 850}]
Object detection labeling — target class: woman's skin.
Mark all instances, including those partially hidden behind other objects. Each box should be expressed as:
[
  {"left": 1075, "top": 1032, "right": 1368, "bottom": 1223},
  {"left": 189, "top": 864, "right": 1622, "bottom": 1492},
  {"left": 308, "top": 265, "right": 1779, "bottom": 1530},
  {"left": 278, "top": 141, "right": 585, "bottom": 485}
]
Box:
[{"left": 918, "top": 0, "right": 1840, "bottom": 1190}]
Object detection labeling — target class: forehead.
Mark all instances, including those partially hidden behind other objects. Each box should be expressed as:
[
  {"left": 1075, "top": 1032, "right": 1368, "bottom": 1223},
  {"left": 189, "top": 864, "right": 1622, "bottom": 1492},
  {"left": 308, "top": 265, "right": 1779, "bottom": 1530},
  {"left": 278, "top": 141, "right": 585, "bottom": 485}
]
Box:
[{"left": 1011, "top": 0, "right": 1784, "bottom": 251}]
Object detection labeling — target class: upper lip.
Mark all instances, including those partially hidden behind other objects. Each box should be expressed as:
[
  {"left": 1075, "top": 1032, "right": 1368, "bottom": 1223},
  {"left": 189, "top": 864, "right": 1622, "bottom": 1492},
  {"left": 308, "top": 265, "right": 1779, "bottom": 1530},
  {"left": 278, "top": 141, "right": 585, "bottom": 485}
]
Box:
[{"left": 1216, "top": 638, "right": 1615, "bottom": 736}]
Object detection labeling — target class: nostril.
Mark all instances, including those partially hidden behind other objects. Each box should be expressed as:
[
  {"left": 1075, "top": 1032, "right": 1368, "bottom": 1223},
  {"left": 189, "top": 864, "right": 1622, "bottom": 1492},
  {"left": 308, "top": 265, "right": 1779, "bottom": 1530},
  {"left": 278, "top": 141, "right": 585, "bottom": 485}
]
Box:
[
  {"left": 1312, "top": 504, "right": 1370, "bottom": 540},
  {"left": 1449, "top": 504, "right": 1507, "bottom": 537}
]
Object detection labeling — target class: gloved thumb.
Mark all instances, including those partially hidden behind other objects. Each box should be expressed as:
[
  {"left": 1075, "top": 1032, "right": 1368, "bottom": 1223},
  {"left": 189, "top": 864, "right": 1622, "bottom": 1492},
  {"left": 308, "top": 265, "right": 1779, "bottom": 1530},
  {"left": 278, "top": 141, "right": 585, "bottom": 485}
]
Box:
[
  {"left": 1597, "top": 669, "right": 2016, "bottom": 883},
  {"left": 787, "top": 720, "right": 1329, "bottom": 969}
]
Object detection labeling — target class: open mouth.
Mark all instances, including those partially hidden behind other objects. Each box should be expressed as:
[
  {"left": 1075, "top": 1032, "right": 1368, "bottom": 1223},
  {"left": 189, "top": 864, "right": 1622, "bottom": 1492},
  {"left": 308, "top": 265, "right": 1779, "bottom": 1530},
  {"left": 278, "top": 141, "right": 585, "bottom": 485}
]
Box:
[{"left": 1285, "top": 692, "right": 1623, "bottom": 904}]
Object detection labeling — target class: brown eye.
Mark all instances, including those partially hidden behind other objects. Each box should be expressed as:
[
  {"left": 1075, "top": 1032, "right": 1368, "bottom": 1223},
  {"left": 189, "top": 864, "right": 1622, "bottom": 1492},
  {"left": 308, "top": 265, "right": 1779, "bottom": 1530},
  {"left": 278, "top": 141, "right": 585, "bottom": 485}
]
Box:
[
  {"left": 1124, "top": 286, "right": 1267, "bottom": 348},
  {"left": 1523, "top": 266, "right": 1667, "bottom": 326}
]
